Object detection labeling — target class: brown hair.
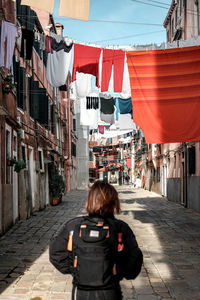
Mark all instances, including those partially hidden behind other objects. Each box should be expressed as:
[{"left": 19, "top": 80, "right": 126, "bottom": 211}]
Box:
[{"left": 86, "top": 180, "right": 120, "bottom": 216}]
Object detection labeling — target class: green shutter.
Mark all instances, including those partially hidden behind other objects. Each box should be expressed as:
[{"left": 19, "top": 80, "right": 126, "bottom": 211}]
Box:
[
  {"left": 51, "top": 104, "right": 56, "bottom": 134},
  {"left": 30, "top": 81, "right": 40, "bottom": 119},
  {"left": 18, "top": 67, "right": 26, "bottom": 110},
  {"left": 38, "top": 89, "right": 49, "bottom": 128}
]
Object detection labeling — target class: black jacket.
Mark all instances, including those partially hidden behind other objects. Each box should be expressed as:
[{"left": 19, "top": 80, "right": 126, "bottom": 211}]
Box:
[{"left": 49, "top": 215, "right": 143, "bottom": 285}]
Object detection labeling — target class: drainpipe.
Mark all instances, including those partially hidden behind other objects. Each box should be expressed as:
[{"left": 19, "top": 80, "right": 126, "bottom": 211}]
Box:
[
  {"left": 184, "top": 0, "right": 187, "bottom": 39},
  {"left": 195, "top": 0, "right": 200, "bottom": 35},
  {"left": 183, "top": 142, "right": 188, "bottom": 208}
]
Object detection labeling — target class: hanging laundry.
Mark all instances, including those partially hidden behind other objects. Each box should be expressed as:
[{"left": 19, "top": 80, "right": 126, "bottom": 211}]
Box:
[
  {"left": 20, "top": 28, "right": 34, "bottom": 60},
  {"left": 51, "top": 39, "right": 73, "bottom": 52},
  {"left": 115, "top": 97, "right": 132, "bottom": 115},
  {"left": 46, "top": 42, "right": 73, "bottom": 88},
  {"left": 86, "top": 97, "right": 99, "bottom": 109},
  {"left": 101, "top": 49, "right": 125, "bottom": 92},
  {"left": 46, "top": 36, "right": 53, "bottom": 53},
  {"left": 59, "top": 0, "right": 90, "bottom": 21},
  {"left": 34, "top": 31, "right": 40, "bottom": 42},
  {"left": 98, "top": 125, "right": 105, "bottom": 134},
  {"left": 121, "top": 53, "right": 131, "bottom": 98},
  {"left": 100, "top": 95, "right": 114, "bottom": 115},
  {"left": 127, "top": 45, "right": 200, "bottom": 143},
  {"left": 79, "top": 97, "right": 98, "bottom": 128},
  {"left": 114, "top": 98, "right": 120, "bottom": 121},
  {"left": 100, "top": 112, "right": 115, "bottom": 125},
  {"left": 75, "top": 73, "right": 92, "bottom": 98},
  {"left": 117, "top": 114, "right": 136, "bottom": 131},
  {"left": 72, "top": 44, "right": 101, "bottom": 88},
  {"left": 0, "top": 21, "right": 18, "bottom": 69},
  {"left": 40, "top": 33, "right": 46, "bottom": 51},
  {"left": 21, "top": 0, "right": 54, "bottom": 14}
]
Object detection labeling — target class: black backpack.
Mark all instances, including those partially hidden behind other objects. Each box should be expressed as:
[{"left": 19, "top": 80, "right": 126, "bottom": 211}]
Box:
[{"left": 69, "top": 216, "right": 123, "bottom": 296}]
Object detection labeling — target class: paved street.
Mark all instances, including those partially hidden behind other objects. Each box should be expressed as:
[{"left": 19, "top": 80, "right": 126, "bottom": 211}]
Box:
[{"left": 0, "top": 187, "right": 200, "bottom": 300}]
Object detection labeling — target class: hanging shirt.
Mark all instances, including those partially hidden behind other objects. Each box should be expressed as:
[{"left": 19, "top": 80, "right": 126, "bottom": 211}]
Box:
[
  {"left": 115, "top": 97, "right": 132, "bottom": 115},
  {"left": 72, "top": 44, "right": 101, "bottom": 88},
  {"left": 86, "top": 97, "right": 99, "bottom": 109},
  {"left": 46, "top": 42, "right": 73, "bottom": 87},
  {"left": 100, "top": 96, "right": 114, "bottom": 115},
  {"left": 100, "top": 112, "right": 115, "bottom": 125},
  {"left": 0, "top": 21, "right": 18, "bottom": 69},
  {"left": 117, "top": 114, "right": 136, "bottom": 131},
  {"left": 51, "top": 39, "right": 73, "bottom": 52},
  {"left": 101, "top": 49, "right": 125, "bottom": 92},
  {"left": 75, "top": 73, "right": 92, "bottom": 98},
  {"left": 79, "top": 97, "right": 98, "bottom": 128},
  {"left": 46, "top": 36, "right": 53, "bottom": 53}
]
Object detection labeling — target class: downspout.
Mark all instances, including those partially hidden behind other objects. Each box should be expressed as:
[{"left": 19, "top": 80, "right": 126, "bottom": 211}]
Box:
[
  {"left": 184, "top": 0, "right": 187, "bottom": 39},
  {"left": 183, "top": 142, "right": 188, "bottom": 208},
  {"left": 195, "top": 0, "right": 200, "bottom": 35}
]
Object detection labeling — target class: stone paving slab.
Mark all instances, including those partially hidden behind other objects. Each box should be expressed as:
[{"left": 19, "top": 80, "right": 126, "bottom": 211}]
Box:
[{"left": 0, "top": 187, "right": 200, "bottom": 299}]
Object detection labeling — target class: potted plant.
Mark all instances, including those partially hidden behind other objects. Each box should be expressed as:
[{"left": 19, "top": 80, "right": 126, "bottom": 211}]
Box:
[
  {"left": 2, "top": 74, "right": 15, "bottom": 94},
  {"left": 7, "top": 157, "right": 26, "bottom": 172},
  {"left": 49, "top": 173, "right": 65, "bottom": 206}
]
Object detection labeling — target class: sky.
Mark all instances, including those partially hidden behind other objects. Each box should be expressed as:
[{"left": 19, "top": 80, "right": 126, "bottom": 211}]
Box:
[{"left": 53, "top": 0, "right": 172, "bottom": 47}]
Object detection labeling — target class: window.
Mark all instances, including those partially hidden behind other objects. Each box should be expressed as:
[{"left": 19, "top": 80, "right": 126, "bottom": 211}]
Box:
[
  {"left": 21, "top": 145, "right": 27, "bottom": 165},
  {"left": 89, "top": 151, "right": 94, "bottom": 161},
  {"left": 188, "top": 146, "right": 195, "bottom": 175},
  {"left": 167, "top": 30, "right": 170, "bottom": 42},
  {"left": 5, "top": 128, "right": 11, "bottom": 184},
  {"left": 175, "top": 8, "right": 178, "bottom": 27},
  {"left": 71, "top": 142, "right": 76, "bottom": 157},
  {"left": 38, "top": 149, "right": 44, "bottom": 172},
  {"left": 73, "top": 119, "right": 76, "bottom": 132},
  {"left": 28, "top": 77, "right": 49, "bottom": 128},
  {"left": 157, "top": 167, "right": 160, "bottom": 182},
  {"left": 13, "top": 59, "right": 26, "bottom": 111},
  {"left": 171, "top": 18, "right": 174, "bottom": 36},
  {"left": 180, "top": 0, "right": 182, "bottom": 15}
]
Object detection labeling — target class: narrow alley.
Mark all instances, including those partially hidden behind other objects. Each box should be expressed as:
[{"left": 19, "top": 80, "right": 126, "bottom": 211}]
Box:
[{"left": 0, "top": 187, "right": 200, "bottom": 300}]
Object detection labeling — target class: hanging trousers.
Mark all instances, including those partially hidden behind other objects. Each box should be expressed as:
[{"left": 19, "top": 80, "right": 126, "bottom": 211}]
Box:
[
  {"left": 101, "top": 49, "right": 125, "bottom": 93},
  {"left": 0, "top": 20, "right": 18, "bottom": 69},
  {"left": 20, "top": 28, "right": 34, "bottom": 60},
  {"left": 72, "top": 43, "right": 101, "bottom": 88}
]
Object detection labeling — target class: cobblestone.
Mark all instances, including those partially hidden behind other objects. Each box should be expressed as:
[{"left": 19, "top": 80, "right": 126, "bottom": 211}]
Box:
[{"left": 0, "top": 187, "right": 200, "bottom": 299}]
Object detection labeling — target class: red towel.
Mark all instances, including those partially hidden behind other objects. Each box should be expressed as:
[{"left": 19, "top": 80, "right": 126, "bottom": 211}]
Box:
[
  {"left": 72, "top": 44, "right": 101, "bottom": 88},
  {"left": 127, "top": 46, "right": 200, "bottom": 143}
]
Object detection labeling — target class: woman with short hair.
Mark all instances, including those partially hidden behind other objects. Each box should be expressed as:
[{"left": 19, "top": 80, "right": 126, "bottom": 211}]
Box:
[{"left": 49, "top": 180, "right": 143, "bottom": 300}]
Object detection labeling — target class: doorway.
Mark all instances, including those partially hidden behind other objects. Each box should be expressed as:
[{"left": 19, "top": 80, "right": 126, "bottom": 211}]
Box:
[{"left": 13, "top": 131, "right": 18, "bottom": 223}]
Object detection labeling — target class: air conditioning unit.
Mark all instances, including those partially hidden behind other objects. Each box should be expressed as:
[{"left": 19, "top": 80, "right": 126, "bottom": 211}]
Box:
[{"left": 18, "top": 129, "right": 25, "bottom": 139}]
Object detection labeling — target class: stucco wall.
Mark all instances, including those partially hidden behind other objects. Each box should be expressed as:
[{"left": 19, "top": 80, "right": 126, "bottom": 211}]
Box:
[
  {"left": 167, "top": 178, "right": 181, "bottom": 204},
  {"left": 187, "top": 176, "right": 200, "bottom": 212}
]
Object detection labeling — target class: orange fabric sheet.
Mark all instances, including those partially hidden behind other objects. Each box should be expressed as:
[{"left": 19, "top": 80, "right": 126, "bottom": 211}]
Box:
[{"left": 127, "top": 46, "right": 200, "bottom": 143}]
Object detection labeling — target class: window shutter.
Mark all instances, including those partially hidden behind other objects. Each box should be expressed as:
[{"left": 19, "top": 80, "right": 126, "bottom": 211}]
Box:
[
  {"left": 51, "top": 104, "right": 56, "bottom": 134},
  {"left": 38, "top": 89, "right": 49, "bottom": 128},
  {"left": 18, "top": 67, "right": 26, "bottom": 110},
  {"left": 13, "top": 57, "right": 20, "bottom": 101},
  {"left": 188, "top": 146, "right": 195, "bottom": 175},
  {"left": 30, "top": 81, "right": 40, "bottom": 119}
]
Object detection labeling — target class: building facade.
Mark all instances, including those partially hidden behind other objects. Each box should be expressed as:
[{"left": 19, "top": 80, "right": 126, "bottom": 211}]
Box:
[
  {"left": 0, "top": 0, "right": 76, "bottom": 235},
  {"left": 136, "top": 0, "right": 200, "bottom": 213}
]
